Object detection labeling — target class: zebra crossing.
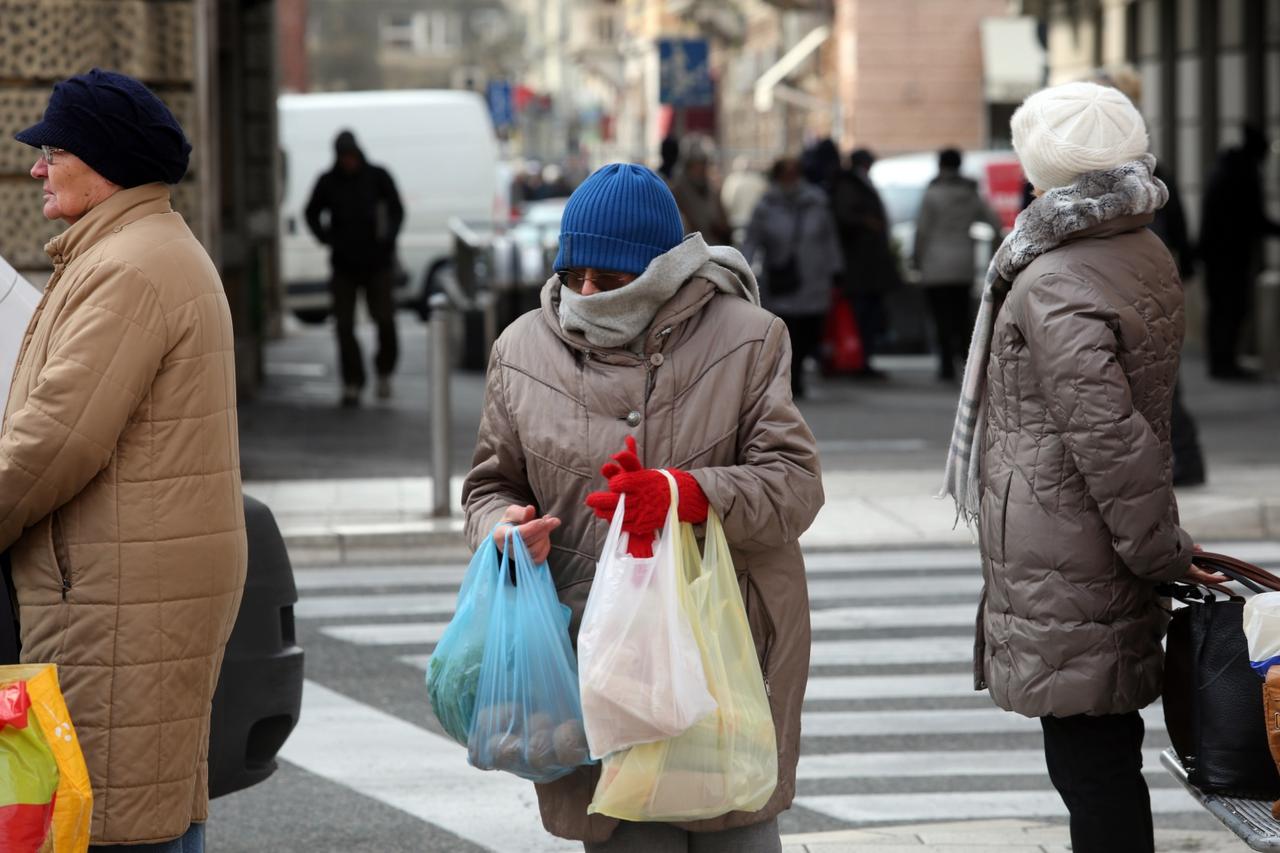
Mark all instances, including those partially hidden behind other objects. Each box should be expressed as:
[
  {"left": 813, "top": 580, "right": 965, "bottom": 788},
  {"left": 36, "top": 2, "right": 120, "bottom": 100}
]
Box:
[{"left": 285, "top": 542, "right": 1280, "bottom": 843}]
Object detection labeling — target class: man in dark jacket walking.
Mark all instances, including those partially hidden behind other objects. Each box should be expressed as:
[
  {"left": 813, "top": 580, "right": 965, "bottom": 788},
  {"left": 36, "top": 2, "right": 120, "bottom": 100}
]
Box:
[
  {"left": 1199, "top": 125, "right": 1280, "bottom": 380},
  {"left": 305, "top": 130, "right": 404, "bottom": 406}
]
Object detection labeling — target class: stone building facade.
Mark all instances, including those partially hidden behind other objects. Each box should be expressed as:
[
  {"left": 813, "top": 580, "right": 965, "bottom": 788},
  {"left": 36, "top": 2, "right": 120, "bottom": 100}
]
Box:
[{"left": 0, "top": 0, "right": 279, "bottom": 395}]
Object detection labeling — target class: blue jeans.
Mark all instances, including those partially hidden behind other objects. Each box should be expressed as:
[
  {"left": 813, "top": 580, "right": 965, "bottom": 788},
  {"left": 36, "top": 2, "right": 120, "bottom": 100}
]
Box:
[{"left": 90, "top": 822, "right": 204, "bottom": 853}]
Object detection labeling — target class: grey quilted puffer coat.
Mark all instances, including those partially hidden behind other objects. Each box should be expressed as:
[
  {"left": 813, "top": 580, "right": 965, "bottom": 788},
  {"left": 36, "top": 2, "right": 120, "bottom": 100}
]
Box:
[{"left": 976, "top": 213, "right": 1194, "bottom": 718}]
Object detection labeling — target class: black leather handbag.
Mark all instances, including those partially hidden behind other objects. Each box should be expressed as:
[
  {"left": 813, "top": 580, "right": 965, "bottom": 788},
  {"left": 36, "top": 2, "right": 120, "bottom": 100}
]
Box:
[{"left": 1162, "top": 552, "right": 1280, "bottom": 797}]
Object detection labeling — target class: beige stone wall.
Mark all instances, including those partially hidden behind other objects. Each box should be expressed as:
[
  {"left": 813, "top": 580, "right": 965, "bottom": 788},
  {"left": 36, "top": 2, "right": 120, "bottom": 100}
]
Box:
[
  {"left": 0, "top": 0, "right": 198, "bottom": 272},
  {"left": 837, "top": 0, "right": 1008, "bottom": 155}
]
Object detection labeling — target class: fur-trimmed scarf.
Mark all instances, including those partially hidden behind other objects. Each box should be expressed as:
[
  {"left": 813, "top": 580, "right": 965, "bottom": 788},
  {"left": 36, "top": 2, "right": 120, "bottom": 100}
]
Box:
[{"left": 940, "top": 154, "right": 1169, "bottom": 526}]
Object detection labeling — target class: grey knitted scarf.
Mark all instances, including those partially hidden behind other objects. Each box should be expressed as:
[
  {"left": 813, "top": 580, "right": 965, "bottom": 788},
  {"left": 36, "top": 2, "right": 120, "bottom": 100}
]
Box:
[
  {"left": 940, "top": 155, "right": 1169, "bottom": 527},
  {"left": 557, "top": 233, "right": 760, "bottom": 349}
]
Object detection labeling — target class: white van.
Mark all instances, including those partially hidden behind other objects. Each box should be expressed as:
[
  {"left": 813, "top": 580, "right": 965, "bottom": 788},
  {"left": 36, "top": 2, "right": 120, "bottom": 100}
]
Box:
[{"left": 278, "top": 89, "right": 499, "bottom": 322}]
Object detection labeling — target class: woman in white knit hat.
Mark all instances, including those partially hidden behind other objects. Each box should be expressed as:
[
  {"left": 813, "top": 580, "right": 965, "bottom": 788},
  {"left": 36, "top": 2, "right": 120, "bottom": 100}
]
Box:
[{"left": 941, "top": 81, "right": 1222, "bottom": 853}]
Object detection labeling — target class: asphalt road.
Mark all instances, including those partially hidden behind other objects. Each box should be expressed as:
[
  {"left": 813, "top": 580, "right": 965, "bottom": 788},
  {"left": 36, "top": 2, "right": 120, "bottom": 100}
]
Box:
[
  {"left": 204, "top": 544, "right": 1261, "bottom": 852},
  {"left": 238, "top": 314, "right": 1279, "bottom": 482}
]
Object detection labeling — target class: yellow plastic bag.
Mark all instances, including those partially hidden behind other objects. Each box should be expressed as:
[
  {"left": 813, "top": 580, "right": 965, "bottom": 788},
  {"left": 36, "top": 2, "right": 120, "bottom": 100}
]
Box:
[
  {"left": 588, "top": 499, "right": 778, "bottom": 821},
  {"left": 0, "top": 664, "right": 92, "bottom": 852}
]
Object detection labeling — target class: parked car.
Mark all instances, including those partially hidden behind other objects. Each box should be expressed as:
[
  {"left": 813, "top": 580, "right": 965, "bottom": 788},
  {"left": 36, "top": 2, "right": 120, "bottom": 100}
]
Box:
[
  {"left": 207, "top": 495, "right": 305, "bottom": 798},
  {"left": 489, "top": 198, "right": 567, "bottom": 290},
  {"left": 278, "top": 89, "right": 501, "bottom": 324}
]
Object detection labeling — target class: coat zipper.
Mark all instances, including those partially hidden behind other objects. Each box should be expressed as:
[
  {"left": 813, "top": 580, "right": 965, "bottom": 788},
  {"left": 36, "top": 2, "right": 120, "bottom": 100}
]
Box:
[{"left": 52, "top": 513, "right": 72, "bottom": 600}]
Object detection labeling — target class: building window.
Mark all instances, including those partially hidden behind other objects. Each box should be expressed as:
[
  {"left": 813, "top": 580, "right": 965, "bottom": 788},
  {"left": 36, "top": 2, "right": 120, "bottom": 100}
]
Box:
[
  {"left": 379, "top": 13, "right": 417, "bottom": 53},
  {"left": 471, "top": 8, "right": 507, "bottom": 45},
  {"left": 597, "top": 13, "right": 616, "bottom": 43},
  {"left": 378, "top": 10, "right": 461, "bottom": 55}
]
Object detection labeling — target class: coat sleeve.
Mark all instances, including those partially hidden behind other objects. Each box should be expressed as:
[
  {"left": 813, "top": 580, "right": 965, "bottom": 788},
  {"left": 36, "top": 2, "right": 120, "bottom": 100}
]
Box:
[
  {"left": 379, "top": 168, "right": 406, "bottom": 239},
  {"left": 304, "top": 175, "right": 330, "bottom": 245},
  {"left": 913, "top": 190, "right": 935, "bottom": 266},
  {"left": 0, "top": 261, "right": 168, "bottom": 550},
  {"left": 461, "top": 340, "right": 538, "bottom": 550},
  {"left": 1015, "top": 272, "right": 1192, "bottom": 582},
  {"left": 687, "top": 317, "right": 824, "bottom": 552}
]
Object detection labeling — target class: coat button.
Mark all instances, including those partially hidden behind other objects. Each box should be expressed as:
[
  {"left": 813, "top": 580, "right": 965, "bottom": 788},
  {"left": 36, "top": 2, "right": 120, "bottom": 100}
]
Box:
[
  {"left": 649, "top": 353, "right": 664, "bottom": 367},
  {"left": 625, "top": 411, "right": 641, "bottom": 427}
]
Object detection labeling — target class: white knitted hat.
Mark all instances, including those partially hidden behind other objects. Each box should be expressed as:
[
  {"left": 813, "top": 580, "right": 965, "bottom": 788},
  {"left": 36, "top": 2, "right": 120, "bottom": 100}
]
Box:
[{"left": 1011, "top": 81, "right": 1149, "bottom": 191}]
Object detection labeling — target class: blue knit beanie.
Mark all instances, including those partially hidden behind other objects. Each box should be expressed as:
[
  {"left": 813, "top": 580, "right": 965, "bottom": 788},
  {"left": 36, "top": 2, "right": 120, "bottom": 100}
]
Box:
[
  {"left": 554, "top": 163, "right": 685, "bottom": 275},
  {"left": 15, "top": 68, "right": 191, "bottom": 188}
]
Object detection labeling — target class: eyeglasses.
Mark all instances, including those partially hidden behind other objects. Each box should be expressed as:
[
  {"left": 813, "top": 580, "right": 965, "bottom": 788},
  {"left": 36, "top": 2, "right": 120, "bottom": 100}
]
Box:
[
  {"left": 40, "top": 145, "right": 66, "bottom": 165},
  {"left": 557, "top": 268, "right": 634, "bottom": 293}
]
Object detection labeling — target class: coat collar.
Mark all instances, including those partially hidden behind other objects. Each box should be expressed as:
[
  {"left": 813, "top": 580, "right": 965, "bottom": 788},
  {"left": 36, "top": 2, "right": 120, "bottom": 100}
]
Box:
[
  {"left": 539, "top": 274, "right": 718, "bottom": 363},
  {"left": 44, "top": 183, "right": 173, "bottom": 268},
  {"left": 1060, "top": 212, "right": 1154, "bottom": 244}
]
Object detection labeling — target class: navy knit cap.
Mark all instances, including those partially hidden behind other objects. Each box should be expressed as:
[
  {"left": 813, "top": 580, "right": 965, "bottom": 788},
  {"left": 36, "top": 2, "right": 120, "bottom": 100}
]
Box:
[
  {"left": 554, "top": 163, "right": 684, "bottom": 275},
  {"left": 15, "top": 68, "right": 191, "bottom": 188}
]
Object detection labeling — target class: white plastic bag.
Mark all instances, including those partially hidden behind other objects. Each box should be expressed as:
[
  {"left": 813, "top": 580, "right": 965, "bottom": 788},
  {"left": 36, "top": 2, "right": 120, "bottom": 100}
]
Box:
[
  {"left": 578, "top": 477, "right": 717, "bottom": 759},
  {"left": 1244, "top": 591, "right": 1280, "bottom": 676}
]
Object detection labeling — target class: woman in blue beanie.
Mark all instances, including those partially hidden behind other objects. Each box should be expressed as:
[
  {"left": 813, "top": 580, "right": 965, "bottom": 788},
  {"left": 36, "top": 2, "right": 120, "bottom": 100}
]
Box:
[
  {"left": 463, "top": 163, "right": 825, "bottom": 851},
  {"left": 3, "top": 69, "right": 245, "bottom": 852}
]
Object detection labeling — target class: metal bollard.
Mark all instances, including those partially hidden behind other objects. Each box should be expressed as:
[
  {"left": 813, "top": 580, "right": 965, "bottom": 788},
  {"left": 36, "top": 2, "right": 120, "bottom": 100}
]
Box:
[{"left": 428, "top": 292, "right": 453, "bottom": 517}]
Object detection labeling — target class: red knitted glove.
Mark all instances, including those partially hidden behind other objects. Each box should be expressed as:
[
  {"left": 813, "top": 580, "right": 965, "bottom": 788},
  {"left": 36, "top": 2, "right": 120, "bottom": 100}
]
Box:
[{"left": 585, "top": 436, "right": 709, "bottom": 558}]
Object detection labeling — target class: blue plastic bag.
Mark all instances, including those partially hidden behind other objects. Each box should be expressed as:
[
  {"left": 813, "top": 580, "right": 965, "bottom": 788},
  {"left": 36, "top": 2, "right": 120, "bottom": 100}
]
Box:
[
  {"left": 466, "top": 529, "right": 592, "bottom": 783},
  {"left": 426, "top": 533, "right": 503, "bottom": 745}
]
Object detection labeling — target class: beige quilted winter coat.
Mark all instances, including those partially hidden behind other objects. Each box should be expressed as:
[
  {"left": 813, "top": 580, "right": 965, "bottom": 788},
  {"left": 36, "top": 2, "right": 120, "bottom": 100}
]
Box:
[
  {"left": 463, "top": 267, "right": 824, "bottom": 842},
  {"left": 0, "top": 184, "right": 246, "bottom": 844},
  {"left": 976, "top": 214, "right": 1194, "bottom": 718}
]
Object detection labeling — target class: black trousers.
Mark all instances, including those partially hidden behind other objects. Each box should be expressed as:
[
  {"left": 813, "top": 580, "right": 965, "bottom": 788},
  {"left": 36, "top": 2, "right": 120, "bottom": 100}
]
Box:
[
  {"left": 924, "top": 284, "right": 972, "bottom": 379},
  {"left": 850, "top": 292, "right": 885, "bottom": 362},
  {"left": 331, "top": 267, "right": 398, "bottom": 388},
  {"left": 1203, "top": 261, "right": 1251, "bottom": 376},
  {"left": 1040, "top": 711, "right": 1153, "bottom": 853},
  {"left": 777, "top": 314, "right": 825, "bottom": 398}
]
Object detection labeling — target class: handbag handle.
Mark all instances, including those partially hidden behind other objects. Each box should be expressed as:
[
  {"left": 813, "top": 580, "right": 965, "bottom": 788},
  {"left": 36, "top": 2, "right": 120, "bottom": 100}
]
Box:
[{"left": 1193, "top": 551, "right": 1280, "bottom": 593}]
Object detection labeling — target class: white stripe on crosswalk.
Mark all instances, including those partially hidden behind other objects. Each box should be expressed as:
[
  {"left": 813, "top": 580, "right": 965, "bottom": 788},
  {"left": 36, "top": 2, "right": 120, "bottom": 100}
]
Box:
[
  {"left": 800, "top": 706, "right": 1163, "bottom": 737},
  {"left": 323, "top": 622, "right": 450, "bottom": 646},
  {"left": 288, "top": 541, "right": 1280, "bottom": 594},
  {"left": 797, "top": 748, "right": 1167, "bottom": 779},
  {"left": 810, "top": 603, "right": 977, "bottom": 630},
  {"left": 297, "top": 592, "right": 460, "bottom": 619},
  {"left": 300, "top": 594, "right": 979, "bottom": 626},
  {"left": 326, "top": 625, "right": 979, "bottom": 666},
  {"left": 803, "top": 673, "right": 975, "bottom": 700},
  {"left": 295, "top": 565, "right": 468, "bottom": 591},
  {"left": 795, "top": 788, "right": 1198, "bottom": 824},
  {"left": 280, "top": 679, "right": 575, "bottom": 852}
]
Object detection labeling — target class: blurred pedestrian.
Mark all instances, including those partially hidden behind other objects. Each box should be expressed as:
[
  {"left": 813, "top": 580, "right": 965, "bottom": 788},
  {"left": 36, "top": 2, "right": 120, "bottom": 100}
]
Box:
[
  {"left": 658, "top": 134, "right": 680, "bottom": 181},
  {"left": 305, "top": 129, "right": 404, "bottom": 406},
  {"left": 744, "top": 156, "right": 844, "bottom": 398},
  {"left": 669, "top": 149, "right": 732, "bottom": 245},
  {"left": 912, "top": 148, "right": 1003, "bottom": 381},
  {"left": 5, "top": 68, "right": 246, "bottom": 852},
  {"left": 942, "top": 81, "right": 1215, "bottom": 853},
  {"left": 829, "top": 148, "right": 900, "bottom": 377},
  {"left": 801, "top": 137, "right": 842, "bottom": 187},
  {"left": 462, "top": 162, "right": 823, "bottom": 851},
  {"left": 1094, "top": 68, "right": 1207, "bottom": 486},
  {"left": 1199, "top": 125, "right": 1280, "bottom": 380},
  {"left": 721, "top": 155, "right": 769, "bottom": 247}
]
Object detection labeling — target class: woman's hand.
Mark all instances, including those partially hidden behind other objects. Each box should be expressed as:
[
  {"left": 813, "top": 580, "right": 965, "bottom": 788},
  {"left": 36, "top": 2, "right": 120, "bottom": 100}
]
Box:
[
  {"left": 495, "top": 504, "right": 561, "bottom": 564},
  {"left": 1183, "top": 543, "right": 1229, "bottom": 586}
]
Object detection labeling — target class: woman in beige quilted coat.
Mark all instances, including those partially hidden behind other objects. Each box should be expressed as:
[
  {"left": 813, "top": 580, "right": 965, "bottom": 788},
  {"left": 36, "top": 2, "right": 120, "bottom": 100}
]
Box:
[
  {"left": 1, "top": 70, "right": 245, "bottom": 851},
  {"left": 941, "top": 82, "right": 1221, "bottom": 853},
  {"left": 462, "top": 163, "right": 824, "bottom": 852}
]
